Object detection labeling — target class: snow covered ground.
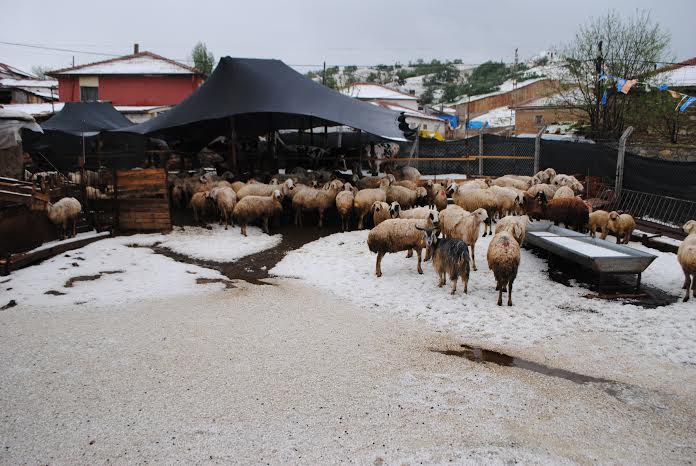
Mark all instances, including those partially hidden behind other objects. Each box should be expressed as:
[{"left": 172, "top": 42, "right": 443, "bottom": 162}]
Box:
[
  {"left": 124, "top": 224, "right": 282, "bottom": 262},
  {"left": 272, "top": 230, "right": 696, "bottom": 366},
  {"left": 3, "top": 225, "right": 281, "bottom": 309}
]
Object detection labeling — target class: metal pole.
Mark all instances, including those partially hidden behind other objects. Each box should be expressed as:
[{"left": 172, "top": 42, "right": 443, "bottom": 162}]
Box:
[
  {"left": 534, "top": 125, "right": 547, "bottom": 174},
  {"left": 615, "top": 126, "right": 634, "bottom": 199},
  {"left": 478, "top": 129, "right": 484, "bottom": 176}
]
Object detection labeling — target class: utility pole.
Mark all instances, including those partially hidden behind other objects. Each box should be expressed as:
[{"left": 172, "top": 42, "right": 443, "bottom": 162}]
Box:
[
  {"left": 511, "top": 48, "right": 518, "bottom": 133},
  {"left": 594, "top": 40, "right": 604, "bottom": 138},
  {"left": 322, "top": 61, "right": 326, "bottom": 86}
]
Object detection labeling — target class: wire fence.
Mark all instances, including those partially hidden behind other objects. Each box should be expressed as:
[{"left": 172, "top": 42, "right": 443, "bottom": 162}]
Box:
[{"left": 593, "top": 186, "right": 696, "bottom": 229}]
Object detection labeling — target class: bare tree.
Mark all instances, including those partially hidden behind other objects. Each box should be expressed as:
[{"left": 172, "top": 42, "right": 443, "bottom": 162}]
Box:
[
  {"left": 553, "top": 10, "right": 671, "bottom": 139},
  {"left": 31, "top": 65, "right": 51, "bottom": 79}
]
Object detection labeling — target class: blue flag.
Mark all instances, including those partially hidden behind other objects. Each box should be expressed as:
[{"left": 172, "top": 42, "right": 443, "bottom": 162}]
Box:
[
  {"left": 679, "top": 96, "right": 696, "bottom": 112},
  {"left": 601, "top": 90, "right": 608, "bottom": 106},
  {"left": 658, "top": 84, "right": 669, "bottom": 91},
  {"left": 616, "top": 78, "right": 626, "bottom": 92}
]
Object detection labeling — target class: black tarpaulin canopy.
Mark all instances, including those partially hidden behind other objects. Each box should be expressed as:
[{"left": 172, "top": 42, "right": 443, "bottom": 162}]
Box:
[
  {"left": 118, "top": 57, "right": 408, "bottom": 141},
  {"left": 42, "top": 101, "right": 133, "bottom": 136}
]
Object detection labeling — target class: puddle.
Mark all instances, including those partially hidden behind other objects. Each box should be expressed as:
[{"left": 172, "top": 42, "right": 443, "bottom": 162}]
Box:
[
  {"left": 134, "top": 222, "right": 339, "bottom": 285},
  {"left": 529, "top": 248, "right": 678, "bottom": 308},
  {"left": 433, "top": 344, "right": 614, "bottom": 386},
  {"left": 64, "top": 270, "right": 124, "bottom": 288}
]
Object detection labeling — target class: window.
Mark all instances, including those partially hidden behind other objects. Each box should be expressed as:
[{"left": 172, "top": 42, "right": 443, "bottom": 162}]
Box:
[
  {"left": 534, "top": 115, "right": 544, "bottom": 125},
  {"left": 80, "top": 86, "right": 98, "bottom": 101},
  {"left": 422, "top": 124, "right": 428, "bottom": 130}
]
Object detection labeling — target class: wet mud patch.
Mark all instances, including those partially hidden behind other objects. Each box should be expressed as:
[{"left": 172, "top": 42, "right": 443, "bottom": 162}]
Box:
[
  {"left": 44, "top": 290, "right": 67, "bottom": 296},
  {"left": 1, "top": 300, "right": 17, "bottom": 310},
  {"left": 131, "top": 224, "right": 339, "bottom": 285},
  {"left": 528, "top": 247, "right": 678, "bottom": 308},
  {"left": 64, "top": 270, "right": 124, "bottom": 288},
  {"left": 196, "top": 277, "right": 236, "bottom": 289}
]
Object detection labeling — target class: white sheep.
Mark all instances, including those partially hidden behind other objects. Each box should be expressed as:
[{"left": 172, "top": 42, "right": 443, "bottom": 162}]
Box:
[
  {"left": 292, "top": 179, "right": 343, "bottom": 228},
  {"left": 678, "top": 220, "right": 696, "bottom": 302},
  {"left": 190, "top": 191, "right": 211, "bottom": 225},
  {"left": 553, "top": 186, "right": 575, "bottom": 199},
  {"left": 588, "top": 210, "right": 610, "bottom": 239},
  {"left": 448, "top": 185, "right": 496, "bottom": 236},
  {"left": 367, "top": 217, "right": 433, "bottom": 277},
  {"left": 354, "top": 178, "right": 390, "bottom": 229},
  {"left": 335, "top": 184, "right": 356, "bottom": 232},
  {"left": 449, "top": 207, "right": 489, "bottom": 271},
  {"left": 386, "top": 184, "right": 423, "bottom": 210},
  {"left": 531, "top": 168, "right": 557, "bottom": 185},
  {"left": 489, "top": 185, "right": 525, "bottom": 218},
  {"left": 487, "top": 231, "right": 521, "bottom": 306},
  {"left": 45, "top": 197, "right": 82, "bottom": 239},
  {"left": 495, "top": 215, "right": 530, "bottom": 245},
  {"left": 208, "top": 186, "right": 237, "bottom": 229},
  {"left": 439, "top": 205, "right": 468, "bottom": 238},
  {"left": 526, "top": 183, "right": 558, "bottom": 199},
  {"left": 237, "top": 179, "right": 294, "bottom": 199},
  {"left": 371, "top": 201, "right": 393, "bottom": 227},
  {"left": 233, "top": 190, "right": 284, "bottom": 236},
  {"left": 607, "top": 211, "right": 636, "bottom": 244},
  {"left": 552, "top": 174, "right": 583, "bottom": 194},
  {"left": 492, "top": 176, "right": 530, "bottom": 191}
]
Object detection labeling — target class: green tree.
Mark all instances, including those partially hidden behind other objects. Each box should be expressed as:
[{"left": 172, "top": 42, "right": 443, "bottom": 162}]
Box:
[
  {"left": 191, "top": 42, "right": 215, "bottom": 75},
  {"left": 556, "top": 10, "right": 671, "bottom": 139},
  {"left": 464, "top": 61, "right": 510, "bottom": 95}
]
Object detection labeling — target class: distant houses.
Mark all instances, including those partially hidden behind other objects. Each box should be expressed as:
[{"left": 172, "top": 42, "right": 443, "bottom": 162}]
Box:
[{"left": 0, "top": 63, "right": 58, "bottom": 104}]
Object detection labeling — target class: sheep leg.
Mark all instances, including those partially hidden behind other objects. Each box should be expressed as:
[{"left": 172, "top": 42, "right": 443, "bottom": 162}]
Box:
[
  {"left": 262, "top": 217, "right": 270, "bottom": 234},
  {"left": 450, "top": 274, "right": 457, "bottom": 295},
  {"left": 600, "top": 228, "right": 608, "bottom": 240},
  {"left": 406, "top": 248, "right": 413, "bottom": 258},
  {"left": 240, "top": 222, "right": 247, "bottom": 237},
  {"left": 72, "top": 217, "right": 77, "bottom": 238},
  {"left": 358, "top": 213, "right": 364, "bottom": 230},
  {"left": 470, "top": 244, "right": 477, "bottom": 271},
  {"left": 318, "top": 210, "right": 324, "bottom": 229},
  {"left": 507, "top": 280, "right": 513, "bottom": 306},
  {"left": 438, "top": 271, "right": 445, "bottom": 287},
  {"left": 692, "top": 274, "right": 696, "bottom": 298},
  {"left": 424, "top": 247, "right": 431, "bottom": 262},
  {"left": 462, "top": 275, "right": 468, "bottom": 294},
  {"left": 375, "top": 252, "right": 384, "bottom": 277},
  {"left": 497, "top": 281, "right": 503, "bottom": 306},
  {"left": 683, "top": 274, "right": 692, "bottom": 302},
  {"left": 416, "top": 248, "right": 423, "bottom": 274}
]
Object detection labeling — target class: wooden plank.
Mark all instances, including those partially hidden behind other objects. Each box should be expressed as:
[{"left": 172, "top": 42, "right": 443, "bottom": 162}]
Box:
[{"left": 116, "top": 168, "right": 166, "bottom": 178}]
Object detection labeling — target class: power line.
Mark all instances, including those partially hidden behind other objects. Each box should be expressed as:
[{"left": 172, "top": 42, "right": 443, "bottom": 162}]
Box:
[{"left": 0, "top": 40, "right": 122, "bottom": 58}]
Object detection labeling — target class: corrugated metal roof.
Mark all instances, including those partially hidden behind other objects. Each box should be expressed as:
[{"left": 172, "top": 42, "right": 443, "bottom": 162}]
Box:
[
  {"left": 653, "top": 65, "right": 696, "bottom": 87},
  {"left": 48, "top": 51, "right": 202, "bottom": 76}
]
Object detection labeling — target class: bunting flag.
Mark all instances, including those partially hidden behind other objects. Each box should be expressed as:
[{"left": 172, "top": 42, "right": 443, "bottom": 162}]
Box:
[{"left": 599, "top": 72, "right": 696, "bottom": 112}]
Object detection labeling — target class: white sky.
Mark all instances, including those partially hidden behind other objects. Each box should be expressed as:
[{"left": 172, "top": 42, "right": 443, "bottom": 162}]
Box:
[{"left": 1, "top": 0, "right": 693, "bottom": 74}]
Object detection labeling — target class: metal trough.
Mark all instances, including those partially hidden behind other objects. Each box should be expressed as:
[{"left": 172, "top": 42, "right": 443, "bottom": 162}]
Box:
[{"left": 525, "top": 221, "right": 657, "bottom": 290}]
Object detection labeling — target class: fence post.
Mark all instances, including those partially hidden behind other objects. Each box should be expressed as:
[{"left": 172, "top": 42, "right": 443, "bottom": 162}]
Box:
[
  {"left": 478, "top": 129, "right": 484, "bottom": 176},
  {"left": 615, "top": 126, "right": 634, "bottom": 199},
  {"left": 534, "top": 125, "right": 547, "bottom": 175}
]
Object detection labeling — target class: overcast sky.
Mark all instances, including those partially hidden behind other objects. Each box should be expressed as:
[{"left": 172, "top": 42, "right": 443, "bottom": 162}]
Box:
[{"left": 2, "top": 0, "right": 694, "bottom": 75}]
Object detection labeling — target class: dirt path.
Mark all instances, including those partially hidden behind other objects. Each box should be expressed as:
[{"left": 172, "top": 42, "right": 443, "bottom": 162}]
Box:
[{"left": 1, "top": 281, "right": 695, "bottom": 464}]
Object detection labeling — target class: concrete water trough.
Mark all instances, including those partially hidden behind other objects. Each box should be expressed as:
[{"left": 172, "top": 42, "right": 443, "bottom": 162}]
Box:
[{"left": 525, "top": 222, "right": 657, "bottom": 291}]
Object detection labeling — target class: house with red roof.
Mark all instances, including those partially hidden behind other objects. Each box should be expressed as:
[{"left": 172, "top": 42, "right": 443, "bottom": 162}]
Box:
[{"left": 47, "top": 45, "right": 205, "bottom": 107}]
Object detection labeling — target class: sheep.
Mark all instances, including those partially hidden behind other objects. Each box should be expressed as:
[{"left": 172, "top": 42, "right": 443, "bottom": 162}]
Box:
[
  {"left": 237, "top": 179, "right": 294, "bottom": 199},
  {"left": 439, "top": 205, "right": 468, "bottom": 238},
  {"left": 527, "top": 183, "right": 557, "bottom": 199},
  {"left": 552, "top": 174, "right": 584, "bottom": 194},
  {"left": 371, "top": 201, "right": 393, "bottom": 227},
  {"left": 386, "top": 184, "right": 423, "bottom": 210},
  {"left": 45, "top": 197, "right": 82, "bottom": 240},
  {"left": 489, "top": 185, "right": 525, "bottom": 218},
  {"left": 448, "top": 185, "right": 496, "bottom": 236},
  {"left": 367, "top": 218, "right": 432, "bottom": 277},
  {"left": 354, "top": 174, "right": 394, "bottom": 190},
  {"left": 531, "top": 168, "right": 557, "bottom": 185},
  {"left": 495, "top": 215, "right": 530, "bottom": 245},
  {"left": 392, "top": 179, "right": 418, "bottom": 191},
  {"left": 678, "top": 220, "right": 696, "bottom": 302},
  {"left": 397, "top": 206, "right": 439, "bottom": 221},
  {"left": 553, "top": 186, "right": 575, "bottom": 199},
  {"left": 606, "top": 211, "right": 636, "bottom": 244},
  {"left": 190, "top": 191, "right": 211, "bottom": 225},
  {"left": 420, "top": 228, "right": 471, "bottom": 295},
  {"left": 425, "top": 180, "right": 442, "bottom": 206},
  {"left": 292, "top": 179, "right": 344, "bottom": 228},
  {"left": 354, "top": 178, "right": 390, "bottom": 229},
  {"left": 171, "top": 184, "right": 185, "bottom": 209},
  {"left": 335, "top": 185, "right": 356, "bottom": 232},
  {"left": 209, "top": 186, "right": 237, "bottom": 229},
  {"left": 588, "top": 210, "right": 610, "bottom": 239},
  {"left": 385, "top": 164, "right": 421, "bottom": 182},
  {"left": 459, "top": 179, "right": 490, "bottom": 189},
  {"left": 487, "top": 231, "right": 521, "bottom": 306},
  {"left": 449, "top": 207, "right": 489, "bottom": 271},
  {"left": 230, "top": 181, "right": 247, "bottom": 192},
  {"left": 492, "top": 176, "right": 530, "bottom": 191},
  {"left": 233, "top": 190, "right": 284, "bottom": 236},
  {"left": 534, "top": 192, "right": 590, "bottom": 231}
]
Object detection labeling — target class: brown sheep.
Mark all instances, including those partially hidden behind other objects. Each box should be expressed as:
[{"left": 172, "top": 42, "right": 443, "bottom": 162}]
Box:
[
  {"left": 487, "top": 231, "right": 521, "bottom": 306},
  {"left": 607, "top": 211, "right": 636, "bottom": 244},
  {"left": 534, "top": 192, "right": 589, "bottom": 231},
  {"left": 367, "top": 218, "right": 430, "bottom": 277},
  {"left": 354, "top": 178, "right": 390, "bottom": 229},
  {"left": 233, "top": 190, "right": 284, "bottom": 236}
]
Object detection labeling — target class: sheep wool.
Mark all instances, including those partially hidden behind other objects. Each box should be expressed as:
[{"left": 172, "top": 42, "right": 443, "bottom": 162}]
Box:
[
  {"left": 486, "top": 231, "right": 521, "bottom": 306},
  {"left": 678, "top": 220, "right": 696, "bottom": 302},
  {"left": 367, "top": 218, "right": 431, "bottom": 277}
]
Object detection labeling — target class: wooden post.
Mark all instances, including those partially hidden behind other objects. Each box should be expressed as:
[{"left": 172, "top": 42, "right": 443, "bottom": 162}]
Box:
[
  {"left": 478, "top": 129, "right": 484, "bottom": 176},
  {"left": 615, "top": 126, "right": 634, "bottom": 199},
  {"left": 534, "top": 125, "right": 547, "bottom": 174},
  {"left": 228, "top": 117, "right": 238, "bottom": 175}
]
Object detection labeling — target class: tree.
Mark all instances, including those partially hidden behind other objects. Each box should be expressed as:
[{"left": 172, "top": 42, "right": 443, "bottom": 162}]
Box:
[
  {"left": 31, "top": 65, "right": 51, "bottom": 79},
  {"left": 464, "top": 61, "right": 509, "bottom": 95},
  {"left": 191, "top": 42, "right": 215, "bottom": 75},
  {"left": 555, "top": 10, "right": 671, "bottom": 139}
]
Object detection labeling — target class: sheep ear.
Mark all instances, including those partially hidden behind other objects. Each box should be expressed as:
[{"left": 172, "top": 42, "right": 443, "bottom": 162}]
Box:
[{"left": 415, "top": 225, "right": 425, "bottom": 231}]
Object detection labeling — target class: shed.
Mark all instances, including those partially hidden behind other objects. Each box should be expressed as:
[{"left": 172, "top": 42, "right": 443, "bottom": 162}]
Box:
[{"left": 0, "top": 107, "right": 42, "bottom": 179}]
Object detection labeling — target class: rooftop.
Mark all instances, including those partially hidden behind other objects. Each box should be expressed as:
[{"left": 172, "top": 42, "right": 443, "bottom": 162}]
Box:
[
  {"left": 47, "top": 51, "right": 203, "bottom": 76},
  {"left": 369, "top": 100, "right": 444, "bottom": 122},
  {"left": 653, "top": 64, "right": 696, "bottom": 88},
  {"left": 0, "top": 103, "right": 169, "bottom": 118},
  {"left": 341, "top": 82, "right": 417, "bottom": 101}
]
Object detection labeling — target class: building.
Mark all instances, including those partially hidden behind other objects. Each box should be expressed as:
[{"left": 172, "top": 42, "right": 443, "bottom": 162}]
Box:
[
  {"left": 451, "top": 78, "right": 558, "bottom": 122},
  {"left": 0, "top": 63, "right": 58, "bottom": 104},
  {"left": 0, "top": 102, "right": 170, "bottom": 124},
  {"left": 341, "top": 82, "right": 449, "bottom": 138},
  {"left": 47, "top": 46, "right": 205, "bottom": 106},
  {"left": 512, "top": 94, "right": 585, "bottom": 134},
  {"left": 341, "top": 82, "right": 420, "bottom": 111}
]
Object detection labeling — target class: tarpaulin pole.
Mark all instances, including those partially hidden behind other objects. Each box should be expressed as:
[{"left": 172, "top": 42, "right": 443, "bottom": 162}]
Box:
[{"left": 228, "top": 116, "right": 238, "bottom": 175}]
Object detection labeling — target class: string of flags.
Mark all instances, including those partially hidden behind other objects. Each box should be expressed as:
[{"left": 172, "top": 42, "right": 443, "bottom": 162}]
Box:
[{"left": 599, "top": 72, "right": 696, "bottom": 112}]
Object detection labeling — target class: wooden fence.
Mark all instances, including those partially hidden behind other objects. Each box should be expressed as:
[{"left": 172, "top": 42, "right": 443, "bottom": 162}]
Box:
[{"left": 115, "top": 168, "right": 171, "bottom": 232}]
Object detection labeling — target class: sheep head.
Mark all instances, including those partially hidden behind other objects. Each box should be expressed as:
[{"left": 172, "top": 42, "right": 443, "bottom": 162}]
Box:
[
  {"left": 609, "top": 211, "right": 620, "bottom": 221},
  {"left": 684, "top": 220, "right": 696, "bottom": 235},
  {"left": 389, "top": 202, "right": 401, "bottom": 218},
  {"left": 446, "top": 183, "right": 458, "bottom": 195},
  {"left": 415, "top": 225, "right": 439, "bottom": 249}
]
